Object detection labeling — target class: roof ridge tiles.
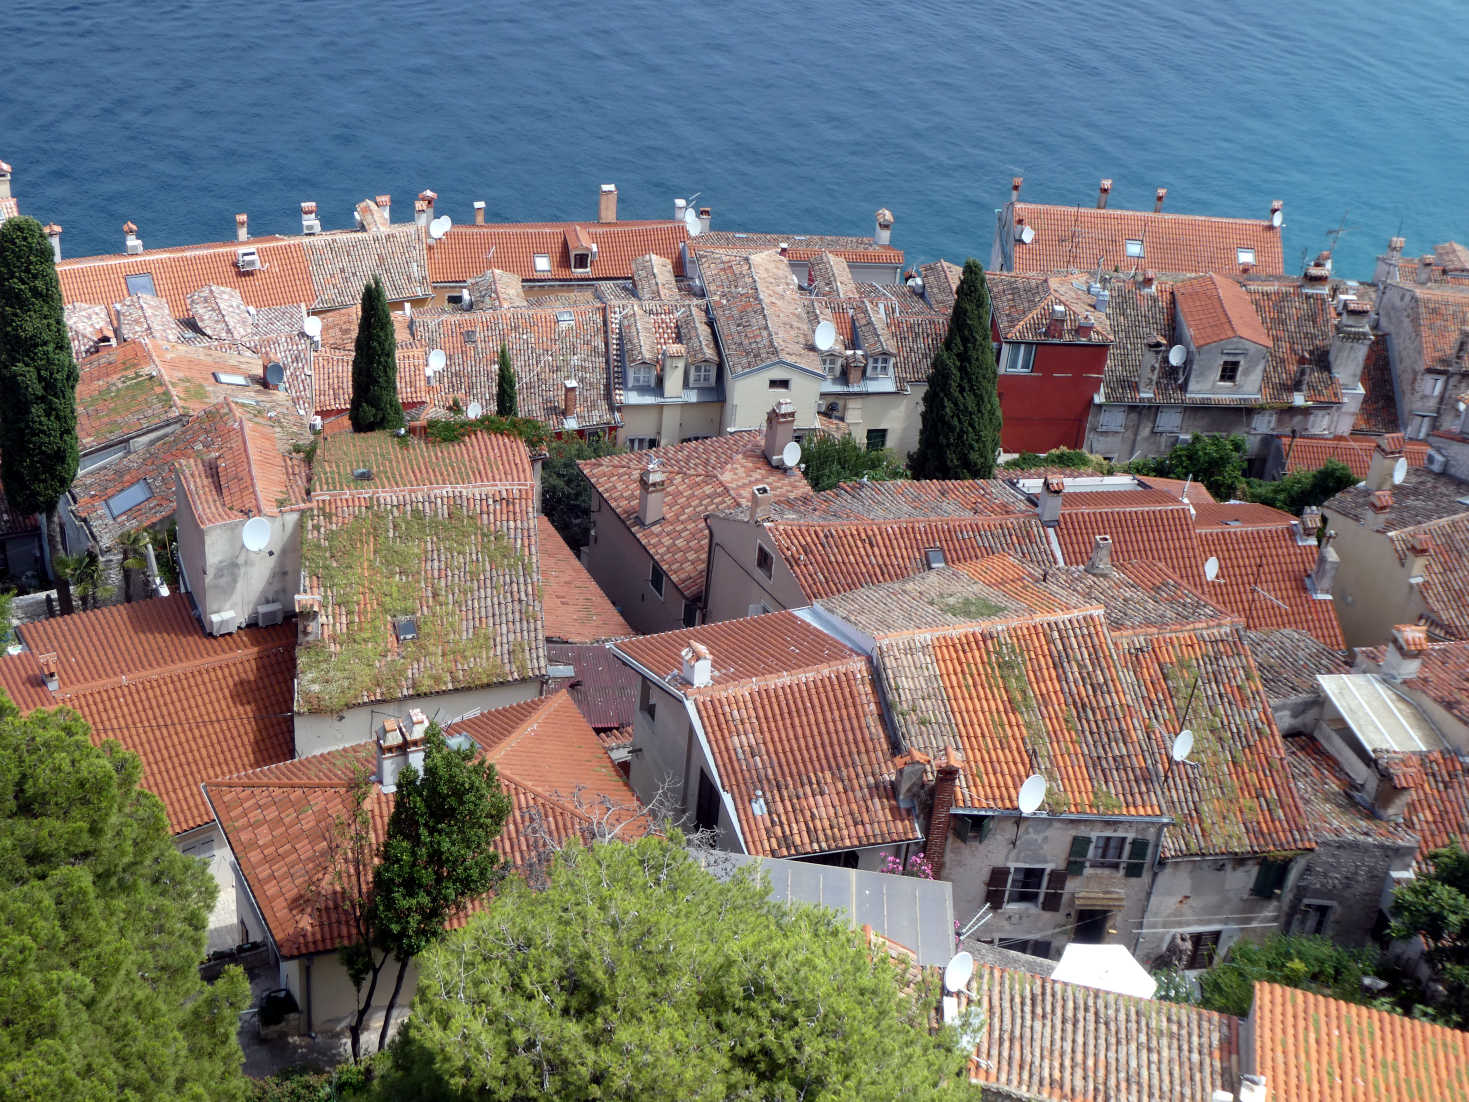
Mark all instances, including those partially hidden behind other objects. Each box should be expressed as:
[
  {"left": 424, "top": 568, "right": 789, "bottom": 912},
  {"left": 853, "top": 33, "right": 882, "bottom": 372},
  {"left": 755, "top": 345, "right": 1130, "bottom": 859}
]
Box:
[
  {"left": 54, "top": 639, "right": 297, "bottom": 699},
  {"left": 686, "top": 654, "right": 871, "bottom": 698}
]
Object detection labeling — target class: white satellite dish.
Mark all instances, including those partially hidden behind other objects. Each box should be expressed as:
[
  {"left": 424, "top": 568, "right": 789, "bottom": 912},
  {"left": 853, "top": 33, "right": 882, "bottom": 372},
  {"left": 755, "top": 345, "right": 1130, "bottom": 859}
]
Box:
[
  {"left": 813, "top": 320, "right": 837, "bottom": 352},
  {"left": 1203, "top": 556, "right": 1220, "bottom": 582},
  {"left": 683, "top": 206, "right": 702, "bottom": 236},
  {"left": 1392, "top": 456, "right": 1408, "bottom": 485},
  {"left": 302, "top": 315, "right": 323, "bottom": 339},
  {"left": 1271, "top": 208, "right": 1284, "bottom": 229},
  {"left": 1019, "top": 224, "right": 1035, "bottom": 245},
  {"left": 943, "top": 951, "right": 975, "bottom": 994},
  {"left": 466, "top": 400, "right": 484, "bottom": 420},
  {"left": 781, "top": 440, "right": 802, "bottom": 469},
  {"left": 1017, "top": 773, "right": 1048, "bottom": 814},
  {"left": 428, "top": 215, "right": 452, "bottom": 240},
  {"left": 1171, "top": 729, "right": 1195, "bottom": 763},
  {"left": 241, "top": 516, "right": 271, "bottom": 553},
  {"left": 427, "top": 348, "right": 447, "bottom": 372},
  {"left": 1167, "top": 344, "right": 1188, "bottom": 368}
]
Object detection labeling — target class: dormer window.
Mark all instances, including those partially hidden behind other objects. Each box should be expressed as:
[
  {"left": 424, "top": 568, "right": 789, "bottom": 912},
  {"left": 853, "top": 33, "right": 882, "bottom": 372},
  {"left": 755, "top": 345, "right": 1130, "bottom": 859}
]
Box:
[
  {"left": 822, "top": 353, "right": 843, "bottom": 377},
  {"left": 1237, "top": 247, "right": 1256, "bottom": 266},
  {"left": 532, "top": 254, "right": 551, "bottom": 274},
  {"left": 1125, "top": 239, "right": 1145, "bottom": 259},
  {"left": 570, "top": 250, "right": 591, "bottom": 272},
  {"left": 1218, "top": 358, "right": 1241, "bottom": 385},
  {"left": 689, "top": 361, "right": 715, "bottom": 387},
  {"left": 628, "top": 363, "right": 655, "bottom": 388},
  {"left": 868, "top": 356, "right": 892, "bottom": 378}
]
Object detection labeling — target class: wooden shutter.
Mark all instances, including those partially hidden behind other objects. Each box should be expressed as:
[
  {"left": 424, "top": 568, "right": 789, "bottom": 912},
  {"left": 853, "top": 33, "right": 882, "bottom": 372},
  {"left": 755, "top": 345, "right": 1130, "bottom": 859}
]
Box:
[
  {"left": 1066, "top": 835, "right": 1092, "bottom": 876},
  {"left": 1125, "top": 837, "right": 1151, "bottom": 878},
  {"left": 1041, "top": 869, "right": 1068, "bottom": 912},
  {"left": 985, "top": 866, "right": 1010, "bottom": 909},
  {"left": 952, "top": 815, "right": 972, "bottom": 844}
]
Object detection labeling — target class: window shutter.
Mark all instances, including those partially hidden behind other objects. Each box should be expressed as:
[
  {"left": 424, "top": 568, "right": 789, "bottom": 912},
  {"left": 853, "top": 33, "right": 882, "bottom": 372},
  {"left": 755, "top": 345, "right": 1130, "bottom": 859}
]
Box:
[
  {"left": 985, "top": 866, "right": 1010, "bottom": 909},
  {"left": 952, "top": 815, "right": 972, "bottom": 844},
  {"left": 1252, "top": 858, "right": 1290, "bottom": 898},
  {"left": 1125, "top": 837, "right": 1151, "bottom": 878},
  {"left": 977, "top": 816, "right": 994, "bottom": 842},
  {"left": 1042, "top": 869, "right": 1067, "bottom": 912},
  {"left": 1066, "top": 835, "right": 1092, "bottom": 876}
]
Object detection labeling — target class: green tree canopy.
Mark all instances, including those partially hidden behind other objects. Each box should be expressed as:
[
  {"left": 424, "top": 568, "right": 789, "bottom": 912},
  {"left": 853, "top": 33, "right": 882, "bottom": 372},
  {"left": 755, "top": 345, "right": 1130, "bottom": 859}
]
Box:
[
  {"left": 1172, "top": 934, "right": 1379, "bottom": 1018},
  {"left": 1391, "top": 841, "right": 1469, "bottom": 1027},
  {"left": 1129, "top": 432, "right": 1248, "bottom": 501},
  {"left": 1243, "top": 458, "right": 1356, "bottom": 515},
  {"left": 910, "top": 258, "right": 1001, "bottom": 479},
  {"left": 0, "top": 216, "right": 80, "bottom": 574},
  {"left": 801, "top": 432, "right": 908, "bottom": 491},
  {"left": 494, "top": 342, "right": 517, "bottom": 417},
  {"left": 380, "top": 836, "right": 969, "bottom": 1101},
  {"left": 543, "top": 432, "right": 622, "bottom": 550},
  {"left": 0, "top": 696, "right": 249, "bottom": 1099},
  {"left": 349, "top": 277, "right": 404, "bottom": 432}
]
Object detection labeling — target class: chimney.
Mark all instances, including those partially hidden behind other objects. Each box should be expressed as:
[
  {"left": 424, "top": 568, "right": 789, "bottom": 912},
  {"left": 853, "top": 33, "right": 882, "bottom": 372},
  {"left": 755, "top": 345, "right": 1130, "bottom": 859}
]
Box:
[
  {"left": 1037, "top": 476, "right": 1064, "bottom": 528},
  {"left": 38, "top": 652, "right": 59, "bottom": 693},
  {"left": 637, "top": 464, "right": 667, "bottom": 527},
  {"left": 748, "top": 483, "right": 772, "bottom": 523},
  {"left": 698, "top": 206, "right": 712, "bottom": 234},
  {"left": 1097, "top": 178, "right": 1112, "bottom": 209},
  {"left": 1370, "top": 755, "right": 1415, "bottom": 823},
  {"left": 1406, "top": 531, "right": 1432, "bottom": 581},
  {"left": 1293, "top": 506, "right": 1322, "bottom": 545},
  {"left": 598, "top": 183, "right": 618, "bottom": 224},
  {"left": 1085, "top": 534, "right": 1114, "bottom": 576},
  {"left": 1076, "top": 314, "right": 1095, "bottom": 340},
  {"left": 414, "top": 199, "right": 430, "bottom": 229},
  {"left": 660, "top": 343, "right": 687, "bottom": 399},
  {"left": 375, "top": 194, "right": 391, "bottom": 224},
  {"left": 1380, "top": 623, "right": 1427, "bottom": 681},
  {"left": 377, "top": 717, "right": 408, "bottom": 793},
  {"left": 778, "top": 241, "right": 789, "bottom": 258},
  {"left": 1141, "top": 337, "right": 1165, "bottom": 398},
  {"left": 419, "top": 189, "right": 437, "bottom": 220},
  {"left": 680, "top": 642, "right": 712, "bottom": 688},
  {"left": 562, "top": 378, "right": 578, "bottom": 419},
  {"left": 1370, "top": 489, "right": 1393, "bottom": 513},
  {"left": 1154, "top": 187, "right": 1167, "bottom": 213},
  {"left": 844, "top": 349, "right": 867, "bottom": 386},
  {"left": 923, "top": 747, "right": 962, "bottom": 879},
  {"left": 1330, "top": 301, "right": 1373, "bottom": 389},
  {"left": 473, "top": 200, "right": 486, "bottom": 225},
  {"left": 43, "top": 223, "right": 62, "bottom": 263},
  {"left": 1010, "top": 176, "right": 1023, "bottom": 201},
  {"left": 407, "top": 706, "right": 429, "bottom": 746},
  {"left": 1304, "top": 265, "right": 1331, "bottom": 289},
  {"left": 1045, "top": 301, "right": 1067, "bottom": 339},
  {"left": 235, "top": 212, "right": 249, "bottom": 242},
  {"left": 1386, "top": 236, "right": 1405, "bottom": 263},
  {"left": 874, "top": 208, "right": 894, "bottom": 246},
  {"left": 1308, "top": 541, "right": 1339, "bottom": 596},
  {"left": 764, "top": 398, "right": 797, "bottom": 466},
  {"left": 1416, "top": 255, "right": 1434, "bottom": 285},
  {"left": 122, "top": 221, "right": 143, "bottom": 254},
  {"left": 1141, "top": 269, "right": 1157, "bottom": 293},
  {"left": 300, "top": 201, "right": 321, "bottom": 234},
  {"left": 1366, "top": 441, "right": 1403, "bottom": 491},
  {"left": 0, "top": 159, "right": 10, "bottom": 199}
]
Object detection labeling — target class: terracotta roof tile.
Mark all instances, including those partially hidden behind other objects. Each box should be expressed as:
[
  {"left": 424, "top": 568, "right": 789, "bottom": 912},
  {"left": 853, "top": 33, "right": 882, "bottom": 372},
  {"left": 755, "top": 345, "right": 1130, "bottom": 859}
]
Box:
[
  {"left": 918, "top": 260, "right": 963, "bottom": 314},
  {"left": 630, "top": 252, "right": 679, "bottom": 300},
  {"left": 987, "top": 273, "right": 1116, "bottom": 343},
  {"left": 1328, "top": 467, "right": 1469, "bottom": 531},
  {"left": 1281, "top": 434, "right": 1430, "bottom": 479},
  {"left": 1356, "top": 335, "right": 1403, "bottom": 434},
  {"left": 536, "top": 516, "right": 632, "bottom": 643},
  {"left": 1399, "top": 750, "right": 1469, "bottom": 864},
  {"left": 1174, "top": 273, "right": 1271, "bottom": 347},
  {"left": 1245, "top": 628, "right": 1349, "bottom": 703},
  {"left": 174, "top": 412, "right": 307, "bottom": 527},
  {"left": 300, "top": 224, "right": 431, "bottom": 310},
  {"left": 691, "top": 230, "right": 902, "bottom": 267},
  {"left": 700, "top": 250, "right": 828, "bottom": 378},
  {"left": 428, "top": 220, "right": 687, "bottom": 284},
  {"left": 75, "top": 341, "right": 181, "bottom": 450},
  {"left": 763, "top": 479, "right": 1025, "bottom": 523},
  {"left": 1285, "top": 738, "right": 1418, "bottom": 847},
  {"left": 1402, "top": 642, "right": 1469, "bottom": 725},
  {"left": 1195, "top": 523, "right": 1345, "bottom": 648},
  {"left": 310, "top": 429, "right": 530, "bottom": 495},
  {"left": 1389, "top": 514, "right": 1469, "bottom": 639},
  {"left": 614, "top": 610, "right": 854, "bottom": 690}
]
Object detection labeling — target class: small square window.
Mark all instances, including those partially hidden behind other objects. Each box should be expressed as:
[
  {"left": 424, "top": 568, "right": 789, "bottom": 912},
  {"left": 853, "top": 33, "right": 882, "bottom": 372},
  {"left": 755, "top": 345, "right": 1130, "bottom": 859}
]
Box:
[
  {"left": 1237, "top": 247, "right": 1257, "bottom": 265},
  {"left": 868, "top": 356, "right": 892, "bottom": 378},
  {"left": 571, "top": 252, "right": 590, "bottom": 272},
  {"left": 124, "top": 272, "right": 157, "bottom": 297},
  {"left": 865, "top": 428, "right": 888, "bottom": 452},
  {"left": 649, "top": 562, "right": 665, "bottom": 598},
  {"left": 628, "top": 364, "right": 655, "bottom": 389},
  {"left": 392, "top": 616, "right": 418, "bottom": 642},
  {"left": 532, "top": 254, "right": 551, "bottom": 274},
  {"left": 768, "top": 378, "right": 791, "bottom": 390},
  {"left": 682, "top": 600, "right": 699, "bottom": 628},
  {"left": 924, "top": 547, "right": 946, "bottom": 569},
  {"left": 756, "top": 544, "right": 774, "bottom": 578},
  {"left": 1002, "top": 343, "right": 1035, "bottom": 374},
  {"left": 1218, "top": 359, "right": 1241, "bottom": 385},
  {"left": 689, "top": 362, "right": 715, "bottom": 388},
  {"left": 1125, "top": 239, "right": 1145, "bottom": 259},
  {"left": 105, "top": 480, "right": 154, "bottom": 519}
]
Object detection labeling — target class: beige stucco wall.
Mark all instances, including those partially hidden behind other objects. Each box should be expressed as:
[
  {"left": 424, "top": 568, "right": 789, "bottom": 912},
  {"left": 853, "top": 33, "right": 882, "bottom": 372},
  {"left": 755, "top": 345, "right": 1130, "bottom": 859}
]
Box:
[
  {"left": 1134, "top": 856, "right": 1302, "bottom": 966},
  {"left": 722, "top": 365, "right": 824, "bottom": 433},
  {"left": 821, "top": 388, "right": 925, "bottom": 461},
  {"left": 581, "top": 495, "right": 696, "bottom": 635},
  {"left": 175, "top": 478, "right": 304, "bottom": 631},
  {"left": 281, "top": 953, "right": 420, "bottom": 1036},
  {"left": 618, "top": 400, "right": 723, "bottom": 447},
  {"left": 1319, "top": 509, "right": 1425, "bottom": 647},
  {"left": 703, "top": 514, "right": 809, "bottom": 623}
]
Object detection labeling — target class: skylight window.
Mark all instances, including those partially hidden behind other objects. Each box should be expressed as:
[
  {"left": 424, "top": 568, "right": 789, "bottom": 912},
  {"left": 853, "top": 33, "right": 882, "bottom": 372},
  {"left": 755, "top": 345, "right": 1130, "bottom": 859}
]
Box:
[
  {"left": 1125, "top": 239, "right": 1145, "bottom": 259},
  {"left": 213, "top": 372, "right": 252, "bottom": 387},
  {"left": 105, "top": 480, "right": 153, "bottom": 519},
  {"left": 124, "top": 272, "right": 157, "bottom": 297},
  {"left": 1237, "top": 247, "right": 1257, "bottom": 265},
  {"left": 556, "top": 309, "right": 574, "bottom": 325},
  {"left": 532, "top": 254, "right": 551, "bottom": 274},
  {"left": 393, "top": 616, "right": 419, "bottom": 642}
]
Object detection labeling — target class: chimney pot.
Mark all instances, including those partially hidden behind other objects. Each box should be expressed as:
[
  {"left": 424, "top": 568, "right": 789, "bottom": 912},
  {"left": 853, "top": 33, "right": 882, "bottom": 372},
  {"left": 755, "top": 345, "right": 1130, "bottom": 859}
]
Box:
[
  {"left": 0, "top": 159, "right": 11, "bottom": 200},
  {"left": 43, "top": 223, "right": 62, "bottom": 262},
  {"left": 698, "top": 206, "right": 712, "bottom": 234},
  {"left": 1370, "top": 489, "right": 1393, "bottom": 513},
  {"left": 637, "top": 463, "right": 667, "bottom": 527},
  {"left": 300, "top": 202, "right": 320, "bottom": 234},
  {"left": 1097, "top": 178, "right": 1112, "bottom": 209},
  {"left": 1045, "top": 300, "right": 1067, "bottom": 339},
  {"left": 375, "top": 194, "right": 391, "bottom": 224},
  {"left": 562, "top": 378, "right": 578, "bottom": 419},
  {"left": 778, "top": 241, "right": 789, "bottom": 257},
  {"left": 38, "top": 652, "right": 59, "bottom": 692},
  {"left": 122, "top": 221, "right": 142, "bottom": 254},
  {"left": 1308, "top": 541, "right": 1340, "bottom": 596},
  {"left": 681, "top": 642, "right": 713, "bottom": 687},
  {"left": 1270, "top": 199, "right": 1284, "bottom": 225},
  {"left": 1037, "top": 476, "right": 1065, "bottom": 527},
  {"left": 748, "top": 483, "right": 772, "bottom": 524},
  {"left": 673, "top": 197, "right": 687, "bottom": 223},
  {"left": 1010, "top": 176, "right": 1023, "bottom": 200},
  {"left": 874, "top": 208, "right": 894, "bottom": 246},
  {"left": 1076, "top": 314, "right": 1095, "bottom": 340},
  {"left": 764, "top": 398, "right": 797, "bottom": 467},
  {"left": 1406, "top": 532, "right": 1432, "bottom": 581},
  {"left": 1387, "top": 236, "right": 1406, "bottom": 260},
  {"left": 473, "top": 200, "right": 486, "bottom": 225},
  {"left": 923, "top": 747, "right": 963, "bottom": 879},
  {"left": 235, "top": 212, "right": 249, "bottom": 242},
  {"left": 1085, "top": 534, "right": 1114, "bottom": 576},
  {"left": 598, "top": 183, "right": 618, "bottom": 224},
  {"left": 1154, "top": 187, "right": 1167, "bottom": 213},
  {"left": 1141, "top": 269, "right": 1157, "bottom": 291}
]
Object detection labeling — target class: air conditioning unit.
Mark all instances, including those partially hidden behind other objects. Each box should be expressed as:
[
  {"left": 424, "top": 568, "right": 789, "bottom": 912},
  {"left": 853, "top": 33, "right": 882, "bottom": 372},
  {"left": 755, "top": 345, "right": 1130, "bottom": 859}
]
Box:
[
  {"left": 1425, "top": 450, "right": 1447, "bottom": 473},
  {"left": 301, "top": 216, "right": 322, "bottom": 235},
  {"left": 209, "top": 610, "right": 240, "bottom": 636},
  {"left": 256, "top": 601, "right": 284, "bottom": 627},
  {"left": 236, "top": 247, "right": 262, "bottom": 272}
]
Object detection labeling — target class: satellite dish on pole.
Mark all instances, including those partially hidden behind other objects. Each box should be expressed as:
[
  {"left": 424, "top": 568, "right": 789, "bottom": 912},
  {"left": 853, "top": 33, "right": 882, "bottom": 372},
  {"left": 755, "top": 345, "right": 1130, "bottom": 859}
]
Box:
[
  {"left": 813, "top": 320, "right": 837, "bottom": 352},
  {"left": 1203, "top": 556, "right": 1220, "bottom": 581},
  {"left": 683, "top": 206, "right": 701, "bottom": 236},
  {"left": 943, "top": 950, "right": 975, "bottom": 994},
  {"left": 428, "top": 215, "right": 452, "bottom": 240},
  {"left": 1017, "top": 774, "right": 1048, "bottom": 814},
  {"left": 1167, "top": 345, "right": 1188, "bottom": 368},
  {"left": 1271, "top": 208, "right": 1284, "bottom": 229},
  {"left": 303, "top": 315, "right": 323, "bottom": 340},
  {"left": 465, "top": 400, "right": 484, "bottom": 420},
  {"left": 241, "top": 516, "right": 271, "bottom": 553},
  {"left": 1171, "top": 729, "right": 1195, "bottom": 763},
  {"left": 427, "top": 348, "right": 446, "bottom": 372},
  {"left": 1392, "top": 456, "right": 1408, "bottom": 485},
  {"left": 264, "top": 361, "right": 285, "bottom": 387},
  {"left": 781, "top": 440, "right": 802, "bottom": 469}
]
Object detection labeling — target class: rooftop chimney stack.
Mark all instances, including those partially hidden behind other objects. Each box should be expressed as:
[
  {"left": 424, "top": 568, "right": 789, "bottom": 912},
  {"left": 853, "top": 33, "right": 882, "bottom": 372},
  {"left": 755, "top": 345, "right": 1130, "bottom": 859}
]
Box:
[
  {"left": 1293, "top": 506, "right": 1322, "bottom": 545},
  {"left": 377, "top": 717, "right": 408, "bottom": 793},
  {"left": 764, "top": 398, "right": 797, "bottom": 466},
  {"left": 1010, "top": 176, "right": 1023, "bottom": 201},
  {"left": 376, "top": 194, "right": 391, "bottom": 224},
  {"left": 680, "top": 642, "right": 713, "bottom": 688},
  {"left": 1415, "top": 255, "right": 1434, "bottom": 285},
  {"left": 301, "top": 202, "right": 321, "bottom": 235},
  {"left": 1097, "top": 178, "right": 1112, "bottom": 209},
  {"left": 660, "top": 343, "right": 687, "bottom": 399},
  {"left": 1406, "top": 532, "right": 1432, "bottom": 581},
  {"left": 1269, "top": 199, "right": 1284, "bottom": 226},
  {"left": 473, "top": 200, "right": 486, "bottom": 225},
  {"left": 874, "top": 208, "right": 894, "bottom": 246},
  {"left": 1380, "top": 624, "right": 1427, "bottom": 681},
  {"left": 0, "top": 159, "right": 11, "bottom": 199},
  {"left": 1045, "top": 301, "right": 1067, "bottom": 339},
  {"left": 748, "top": 483, "right": 772, "bottom": 523},
  {"left": 923, "top": 747, "right": 963, "bottom": 879},
  {"left": 562, "top": 378, "right": 578, "bottom": 420},
  {"left": 1085, "top": 534, "right": 1114, "bottom": 576},
  {"left": 43, "top": 223, "right": 62, "bottom": 262},
  {"left": 1038, "top": 476, "right": 1065, "bottom": 528},
  {"left": 673, "top": 197, "right": 687, "bottom": 224},
  {"left": 38, "top": 652, "right": 59, "bottom": 693},
  {"left": 637, "top": 464, "right": 666, "bottom": 527},
  {"left": 122, "top": 221, "right": 143, "bottom": 255},
  {"left": 235, "top": 213, "right": 249, "bottom": 242},
  {"left": 1076, "top": 314, "right": 1095, "bottom": 340},
  {"left": 1141, "top": 269, "right": 1157, "bottom": 293},
  {"left": 1153, "top": 187, "right": 1167, "bottom": 213},
  {"left": 1367, "top": 441, "right": 1403, "bottom": 491},
  {"left": 599, "top": 183, "right": 618, "bottom": 224},
  {"left": 1141, "top": 337, "right": 1166, "bottom": 398},
  {"left": 778, "top": 241, "right": 789, "bottom": 258},
  {"left": 1330, "top": 300, "right": 1373, "bottom": 388},
  {"left": 1308, "top": 541, "right": 1340, "bottom": 596},
  {"left": 1370, "top": 489, "right": 1394, "bottom": 513},
  {"left": 698, "top": 206, "right": 712, "bottom": 234}
]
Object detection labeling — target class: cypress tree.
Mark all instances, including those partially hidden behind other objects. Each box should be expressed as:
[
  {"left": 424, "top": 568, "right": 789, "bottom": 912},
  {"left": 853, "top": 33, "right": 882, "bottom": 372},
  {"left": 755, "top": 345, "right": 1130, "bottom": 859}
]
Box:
[
  {"left": 910, "top": 258, "right": 1003, "bottom": 479},
  {"left": 495, "top": 341, "right": 517, "bottom": 417},
  {"left": 349, "top": 276, "right": 404, "bottom": 432},
  {"left": 0, "top": 216, "right": 80, "bottom": 582}
]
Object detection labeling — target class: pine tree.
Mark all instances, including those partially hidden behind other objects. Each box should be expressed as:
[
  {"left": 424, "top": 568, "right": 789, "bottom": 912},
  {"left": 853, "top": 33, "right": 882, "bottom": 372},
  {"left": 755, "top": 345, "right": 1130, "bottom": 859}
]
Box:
[
  {"left": 348, "top": 276, "right": 404, "bottom": 432},
  {"left": 910, "top": 258, "right": 1003, "bottom": 479},
  {"left": 0, "top": 216, "right": 80, "bottom": 581},
  {"left": 495, "top": 341, "right": 517, "bottom": 417}
]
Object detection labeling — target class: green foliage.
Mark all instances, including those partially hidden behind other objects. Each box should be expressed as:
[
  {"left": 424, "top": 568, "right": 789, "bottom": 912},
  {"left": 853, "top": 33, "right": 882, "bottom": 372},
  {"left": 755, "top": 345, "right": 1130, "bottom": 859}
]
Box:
[
  {"left": 378, "top": 836, "right": 969, "bottom": 1101},
  {"left": 1243, "top": 458, "right": 1357, "bottom": 515},
  {"left": 1151, "top": 967, "right": 1198, "bottom": 1006},
  {"left": 910, "top": 258, "right": 1002, "bottom": 479},
  {"left": 0, "top": 697, "right": 250, "bottom": 1099},
  {"left": 0, "top": 217, "right": 80, "bottom": 521},
  {"left": 494, "top": 342, "right": 517, "bottom": 417},
  {"left": 424, "top": 412, "right": 549, "bottom": 449},
  {"left": 543, "top": 432, "right": 623, "bottom": 551},
  {"left": 801, "top": 432, "right": 908, "bottom": 491},
  {"left": 1002, "top": 448, "right": 1108, "bottom": 472},
  {"left": 1390, "top": 841, "right": 1469, "bottom": 1027},
  {"left": 349, "top": 277, "right": 404, "bottom": 433},
  {"left": 248, "top": 1061, "right": 376, "bottom": 1102},
  {"left": 1129, "top": 433, "right": 1248, "bottom": 501},
  {"left": 1194, "top": 935, "right": 1378, "bottom": 1018}
]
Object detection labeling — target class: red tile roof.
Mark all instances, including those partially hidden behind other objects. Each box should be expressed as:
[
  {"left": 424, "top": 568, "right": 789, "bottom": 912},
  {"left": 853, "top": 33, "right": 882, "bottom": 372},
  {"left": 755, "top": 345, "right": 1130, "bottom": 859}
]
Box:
[
  {"left": 75, "top": 341, "right": 180, "bottom": 450},
  {"left": 207, "top": 690, "right": 639, "bottom": 957},
  {"left": 1281, "top": 434, "right": 1431, "bottom": 479},
  {"left": 1285, "top": 738, "right": 1419, "bottom": 847},
  {"left": 1390, "top": 514, "right": 1469, "bottom": 640},
  {"left": 1405, "top": 642, "right": 1469, "bottom": 726},
  {"left": 1007, "top": 200, "right": 1284, "bottom": 275},
  {"left": 174, "top": 411, "right": 307, "bottom": 527},
  {"left": 545, "top": 643, "right": 639, "bottom": 730},
  {"left": 1400, "top": 750, "right": 1469, "bottom": 864},
  {"left": 1174, "top": 273, "right": 1271, "bottom": 347},
  {"left": 1195, "top": 522, "right": 1345, "bottom": 648},
  {"left": 613, "top": 610, "right": 854, "bottom": 689},
  {"left": 536, "top": 516, "right": 632, "bottom": 643},
  {"left": 580, "top": 432, "right": 811, "bottom": 598},
  {"left": 427, "top": 220, "right": 687, "bottom": 284},
  {"left": 1355, "top": 335, "right": 1403, "bottom": 434},
  {"left": 690, "top": 230, "right": 902, "bottom": 267},
  {"left": 310, "top": 429, "right": 531, "bottom": 495},
  {"left": 1250, "top": 981, "right": 1469, "bottom": 1102}
]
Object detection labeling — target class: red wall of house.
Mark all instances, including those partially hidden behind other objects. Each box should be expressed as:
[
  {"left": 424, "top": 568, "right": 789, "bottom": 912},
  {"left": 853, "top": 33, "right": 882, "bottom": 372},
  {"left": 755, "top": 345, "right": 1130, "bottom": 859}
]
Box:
[{"left": 995, "top": 343, "right": 1108, "bottom": 453}]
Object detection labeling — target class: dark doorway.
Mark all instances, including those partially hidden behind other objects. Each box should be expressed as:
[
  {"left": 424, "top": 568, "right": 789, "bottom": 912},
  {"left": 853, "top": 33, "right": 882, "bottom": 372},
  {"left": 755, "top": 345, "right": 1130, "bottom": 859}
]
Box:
[
  {"left": 694, "top": 771, "right": 720, "bottom": 833},
  {"left": 1074, "top": 909, "right": 1111, "bottom": 944}
]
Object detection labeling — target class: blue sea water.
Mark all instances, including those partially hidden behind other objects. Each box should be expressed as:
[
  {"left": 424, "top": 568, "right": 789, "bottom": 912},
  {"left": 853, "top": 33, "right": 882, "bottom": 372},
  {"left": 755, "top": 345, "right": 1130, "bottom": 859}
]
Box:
[{"left": 1, "top": 0, "right": 1465, "bottom": 279}]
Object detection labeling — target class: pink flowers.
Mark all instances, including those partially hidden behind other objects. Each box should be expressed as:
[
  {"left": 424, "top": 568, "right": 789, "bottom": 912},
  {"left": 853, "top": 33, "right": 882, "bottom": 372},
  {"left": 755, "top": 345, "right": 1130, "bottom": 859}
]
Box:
[{"left": 880, "top": 852, "right": 935, "bottom": 879}]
